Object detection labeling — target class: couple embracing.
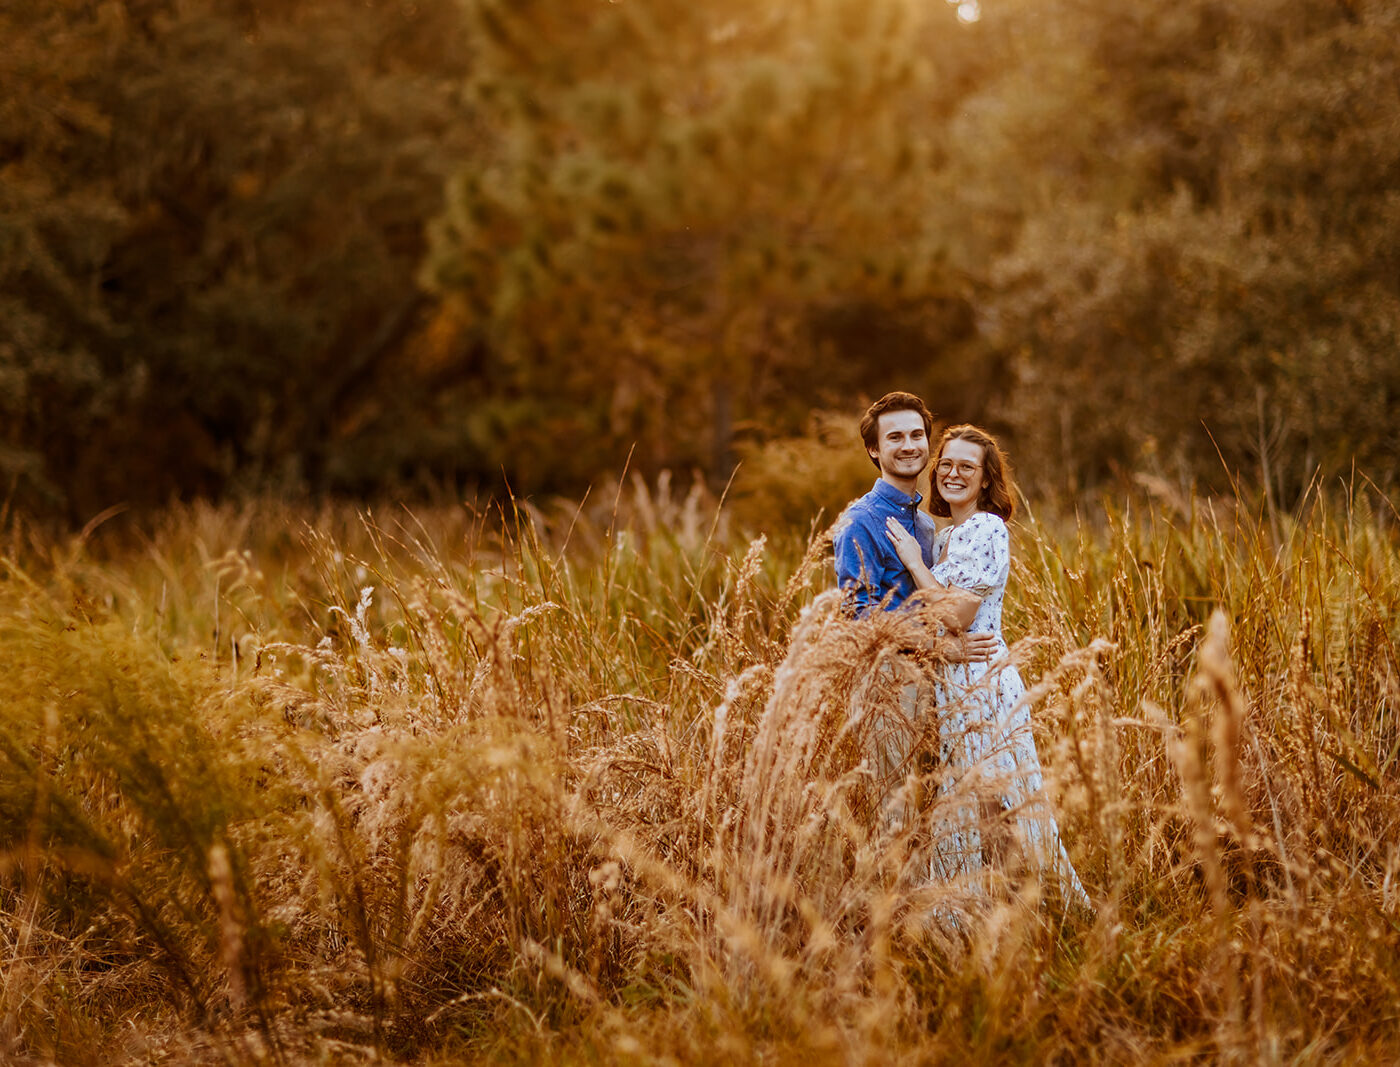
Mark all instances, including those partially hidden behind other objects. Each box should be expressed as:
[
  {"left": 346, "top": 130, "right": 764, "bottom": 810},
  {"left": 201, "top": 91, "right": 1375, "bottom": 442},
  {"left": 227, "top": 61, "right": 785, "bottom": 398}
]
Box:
[{"left": 833, "top": 391, "right": 1087, "bottom": 904}]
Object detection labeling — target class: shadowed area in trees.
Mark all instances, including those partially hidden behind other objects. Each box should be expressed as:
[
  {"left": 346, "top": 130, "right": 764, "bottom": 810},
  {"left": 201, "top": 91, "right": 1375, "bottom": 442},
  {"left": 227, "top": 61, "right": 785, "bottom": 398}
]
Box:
[{"left": 4, "top": 0, "right": 1398, "bottom": 520}]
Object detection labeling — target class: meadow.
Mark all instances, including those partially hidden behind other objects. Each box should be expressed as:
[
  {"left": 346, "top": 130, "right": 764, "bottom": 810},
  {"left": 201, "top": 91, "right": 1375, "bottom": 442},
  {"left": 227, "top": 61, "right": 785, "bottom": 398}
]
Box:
[{"left": 2, "top": 475, "right": 1399, "bottom": 1065}]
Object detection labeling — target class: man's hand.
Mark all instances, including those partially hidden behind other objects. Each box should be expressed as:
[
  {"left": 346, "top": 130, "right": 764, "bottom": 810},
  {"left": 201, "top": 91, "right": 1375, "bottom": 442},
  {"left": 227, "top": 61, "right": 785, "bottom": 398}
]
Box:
[{"left": 945, "top": 632, "right": 997, "bottom": 663}]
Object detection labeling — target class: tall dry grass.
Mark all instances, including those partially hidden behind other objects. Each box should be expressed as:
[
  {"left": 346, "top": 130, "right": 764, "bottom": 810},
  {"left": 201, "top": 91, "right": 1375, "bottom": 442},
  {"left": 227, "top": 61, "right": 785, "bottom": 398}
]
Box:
[{"left": 2, "top": 477, "right": 1398, "bottom": 1064}]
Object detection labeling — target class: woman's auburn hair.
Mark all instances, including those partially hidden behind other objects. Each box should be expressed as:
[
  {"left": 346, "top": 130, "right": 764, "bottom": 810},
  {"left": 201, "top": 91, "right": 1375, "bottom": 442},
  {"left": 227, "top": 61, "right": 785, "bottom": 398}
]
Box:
[{"left": 928, "top": 424, "right": 1017, "bottom": 521}]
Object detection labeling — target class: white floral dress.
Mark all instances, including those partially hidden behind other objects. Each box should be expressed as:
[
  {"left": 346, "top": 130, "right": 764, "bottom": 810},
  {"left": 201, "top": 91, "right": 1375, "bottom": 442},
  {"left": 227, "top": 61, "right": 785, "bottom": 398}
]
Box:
[{"left": 927, "top": 512, "right": 1087, "bottom": 903}]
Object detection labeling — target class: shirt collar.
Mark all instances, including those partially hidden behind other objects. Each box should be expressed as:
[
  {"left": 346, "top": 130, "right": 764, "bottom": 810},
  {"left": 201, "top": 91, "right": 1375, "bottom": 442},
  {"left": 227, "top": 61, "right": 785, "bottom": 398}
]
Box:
[{"left": 872, "top": 477, "right": 922, "bottom": 508}]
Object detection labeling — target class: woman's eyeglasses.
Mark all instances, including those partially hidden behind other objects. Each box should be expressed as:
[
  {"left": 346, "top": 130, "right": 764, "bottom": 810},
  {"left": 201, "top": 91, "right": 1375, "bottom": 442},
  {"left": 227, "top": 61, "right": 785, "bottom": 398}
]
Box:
[{"left": 934, "top": 459, "right": 982, "bottom": 477}]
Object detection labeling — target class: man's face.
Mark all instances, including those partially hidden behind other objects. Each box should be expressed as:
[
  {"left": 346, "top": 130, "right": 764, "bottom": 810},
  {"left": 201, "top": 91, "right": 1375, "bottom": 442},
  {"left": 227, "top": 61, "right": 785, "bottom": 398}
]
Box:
[{"left": 869, "top": 409, "right": 930, "bottom": 482}]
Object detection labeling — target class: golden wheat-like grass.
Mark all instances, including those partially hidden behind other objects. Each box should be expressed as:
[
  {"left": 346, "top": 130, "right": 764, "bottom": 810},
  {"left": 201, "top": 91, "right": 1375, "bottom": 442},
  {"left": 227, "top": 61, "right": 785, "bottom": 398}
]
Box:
[{"left": 2, "top": 479, "right": 1399, "bottom": 1064}]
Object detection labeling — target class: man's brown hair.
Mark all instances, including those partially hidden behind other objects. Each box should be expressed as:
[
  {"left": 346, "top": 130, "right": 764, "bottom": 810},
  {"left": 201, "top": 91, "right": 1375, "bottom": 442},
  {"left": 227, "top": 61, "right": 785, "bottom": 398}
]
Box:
[
  {"left": 928, "top": 424, "right": 1018, "bottom": 521},
  {"left": 858, "top": 391, "right": 934, "bottom": 469}
]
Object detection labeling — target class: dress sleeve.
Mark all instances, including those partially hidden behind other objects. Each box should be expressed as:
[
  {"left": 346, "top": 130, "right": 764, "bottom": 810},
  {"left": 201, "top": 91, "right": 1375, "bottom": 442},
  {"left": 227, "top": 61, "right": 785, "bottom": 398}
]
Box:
[{"left": 931, "top": 513, "right": 1007, "bottom": 597}]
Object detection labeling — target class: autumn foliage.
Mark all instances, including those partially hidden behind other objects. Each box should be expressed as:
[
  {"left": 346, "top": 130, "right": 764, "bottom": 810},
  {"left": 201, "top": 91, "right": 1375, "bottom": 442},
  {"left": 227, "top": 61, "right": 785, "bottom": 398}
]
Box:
[{"left": 4, "top": 0, "right": 1399, "bottom": 517}]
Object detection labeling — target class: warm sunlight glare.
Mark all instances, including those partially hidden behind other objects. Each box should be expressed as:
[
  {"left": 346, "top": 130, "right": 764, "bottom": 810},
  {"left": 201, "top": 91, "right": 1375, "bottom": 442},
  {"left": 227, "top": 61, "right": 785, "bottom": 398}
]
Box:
[{"left": 949, "top": 0, "right": 982, "bottom": 22}]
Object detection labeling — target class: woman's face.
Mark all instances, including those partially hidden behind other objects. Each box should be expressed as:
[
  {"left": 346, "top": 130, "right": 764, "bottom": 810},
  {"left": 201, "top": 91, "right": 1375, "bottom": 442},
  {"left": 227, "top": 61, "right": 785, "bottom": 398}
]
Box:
[{"left": 935, "top": 437, "right": 986, "bottom": 512}]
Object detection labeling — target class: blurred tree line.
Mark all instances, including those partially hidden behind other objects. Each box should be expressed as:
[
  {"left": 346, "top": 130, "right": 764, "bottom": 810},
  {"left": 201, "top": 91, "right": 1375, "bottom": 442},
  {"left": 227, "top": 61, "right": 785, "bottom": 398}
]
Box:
[
  {"left": 2, "top": 0, "right": 476, "bottom": 513},
  {"left": 4, "top": 0, "right": 1397, "bottom": 519}
]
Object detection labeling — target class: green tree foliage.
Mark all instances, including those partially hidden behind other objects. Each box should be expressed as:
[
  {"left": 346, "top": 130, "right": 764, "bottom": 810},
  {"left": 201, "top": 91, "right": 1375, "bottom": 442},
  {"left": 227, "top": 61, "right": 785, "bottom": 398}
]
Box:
[
  {"left": 971, "top": 0, "right": 1400, "bottom": 495},
  {"left": 1, "top": 0, "right": 473, "bottom": 516},
  {"left": 427, "top": 0, "right": 1400, "bottom": 501},
  {"left": 7, "top": 0, "right": 1398, "bottom": 515},
  {"left": 422, "top": 0, "right": 987, "bottom": 492}
]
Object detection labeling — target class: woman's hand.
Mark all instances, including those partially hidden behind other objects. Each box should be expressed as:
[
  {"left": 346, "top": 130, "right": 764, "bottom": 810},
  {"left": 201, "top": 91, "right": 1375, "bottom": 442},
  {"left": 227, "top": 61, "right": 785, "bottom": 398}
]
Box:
[
  {"left": 887, "top": 516, "right": 984, "bottom": 631},
  {"left": 884, "top": 516, "right": 925, "bottom": 570}
]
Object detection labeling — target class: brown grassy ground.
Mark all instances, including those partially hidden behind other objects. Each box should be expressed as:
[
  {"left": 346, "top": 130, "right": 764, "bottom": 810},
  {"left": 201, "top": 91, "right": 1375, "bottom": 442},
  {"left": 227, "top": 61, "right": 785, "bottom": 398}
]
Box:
[{"left": 2, "top": 479, "right": 1398, "bottom": 1064}]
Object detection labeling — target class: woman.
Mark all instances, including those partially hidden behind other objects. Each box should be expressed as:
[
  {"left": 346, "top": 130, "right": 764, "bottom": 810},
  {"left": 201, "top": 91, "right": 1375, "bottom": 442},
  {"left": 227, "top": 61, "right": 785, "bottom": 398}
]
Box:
[{"left": 884, "top": 425, "right": 1087, "bottom": 905}]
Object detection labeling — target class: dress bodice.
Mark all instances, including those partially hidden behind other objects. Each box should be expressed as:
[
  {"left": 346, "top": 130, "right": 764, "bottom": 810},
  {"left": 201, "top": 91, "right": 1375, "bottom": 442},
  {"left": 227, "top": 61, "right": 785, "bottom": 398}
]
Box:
[{"left": 931, "top": 511, "right": 1009, "bottom": 643}]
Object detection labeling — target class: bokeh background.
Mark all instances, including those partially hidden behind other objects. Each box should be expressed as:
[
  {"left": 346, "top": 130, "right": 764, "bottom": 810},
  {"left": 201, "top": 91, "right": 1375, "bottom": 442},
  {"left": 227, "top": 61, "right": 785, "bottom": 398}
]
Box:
[{"left": 5, "top": 0, "right": 1398, "bottom": 521}]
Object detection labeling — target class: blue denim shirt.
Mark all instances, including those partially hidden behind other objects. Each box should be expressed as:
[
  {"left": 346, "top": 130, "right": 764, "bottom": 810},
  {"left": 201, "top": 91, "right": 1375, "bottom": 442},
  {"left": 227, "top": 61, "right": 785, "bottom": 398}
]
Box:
[{"left": 833, "top": 478, "right": 938, "bottom": 617}]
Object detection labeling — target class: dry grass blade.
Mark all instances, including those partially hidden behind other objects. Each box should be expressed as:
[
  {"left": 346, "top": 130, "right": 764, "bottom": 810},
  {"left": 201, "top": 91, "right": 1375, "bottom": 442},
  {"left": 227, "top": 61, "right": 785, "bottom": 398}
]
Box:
[{"left": 2, "top": 480, "right": 1399, "bottom": 1063}]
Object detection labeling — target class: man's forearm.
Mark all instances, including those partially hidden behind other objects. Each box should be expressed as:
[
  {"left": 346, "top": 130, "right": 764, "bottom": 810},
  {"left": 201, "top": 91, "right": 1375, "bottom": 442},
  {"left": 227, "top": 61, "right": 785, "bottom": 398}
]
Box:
[
  {"left": 907, "top": 585, "right": 982, "bottom": 634},
  {"left": 924, "top": 629, "right": 997, "bottom": 663}
]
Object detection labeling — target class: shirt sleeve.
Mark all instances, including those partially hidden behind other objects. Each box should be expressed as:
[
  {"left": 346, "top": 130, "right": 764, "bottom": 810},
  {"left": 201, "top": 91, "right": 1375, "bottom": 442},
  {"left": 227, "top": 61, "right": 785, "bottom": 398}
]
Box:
[
  {"left": 833, "top": 511, "right": 884, "bottom": 618},
  {"left": 931, "top": 513, "right": 1007, "bottom": 597}
]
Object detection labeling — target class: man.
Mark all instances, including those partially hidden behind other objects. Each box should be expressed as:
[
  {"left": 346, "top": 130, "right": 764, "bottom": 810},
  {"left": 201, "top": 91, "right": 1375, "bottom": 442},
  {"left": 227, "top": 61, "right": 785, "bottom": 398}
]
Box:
[
  {"left": 833, "top": 391, "right": 993, "bottom": 824},
  {"left": 835, "top": 391, "right": 990, "bottom": 637}
]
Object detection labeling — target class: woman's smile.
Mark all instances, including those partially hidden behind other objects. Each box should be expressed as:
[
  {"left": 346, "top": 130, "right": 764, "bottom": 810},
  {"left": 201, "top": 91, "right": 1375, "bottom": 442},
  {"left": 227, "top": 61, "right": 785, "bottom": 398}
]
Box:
[{"left": 935, "top": 438, "right": 986, "bottom": 516}]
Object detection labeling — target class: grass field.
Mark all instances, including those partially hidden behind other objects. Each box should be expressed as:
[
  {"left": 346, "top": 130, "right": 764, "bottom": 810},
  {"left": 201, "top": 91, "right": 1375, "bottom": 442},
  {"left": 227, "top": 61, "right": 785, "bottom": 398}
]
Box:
[{"left": 2, "top": 477, "right": 1399, "bottom": 1064}]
